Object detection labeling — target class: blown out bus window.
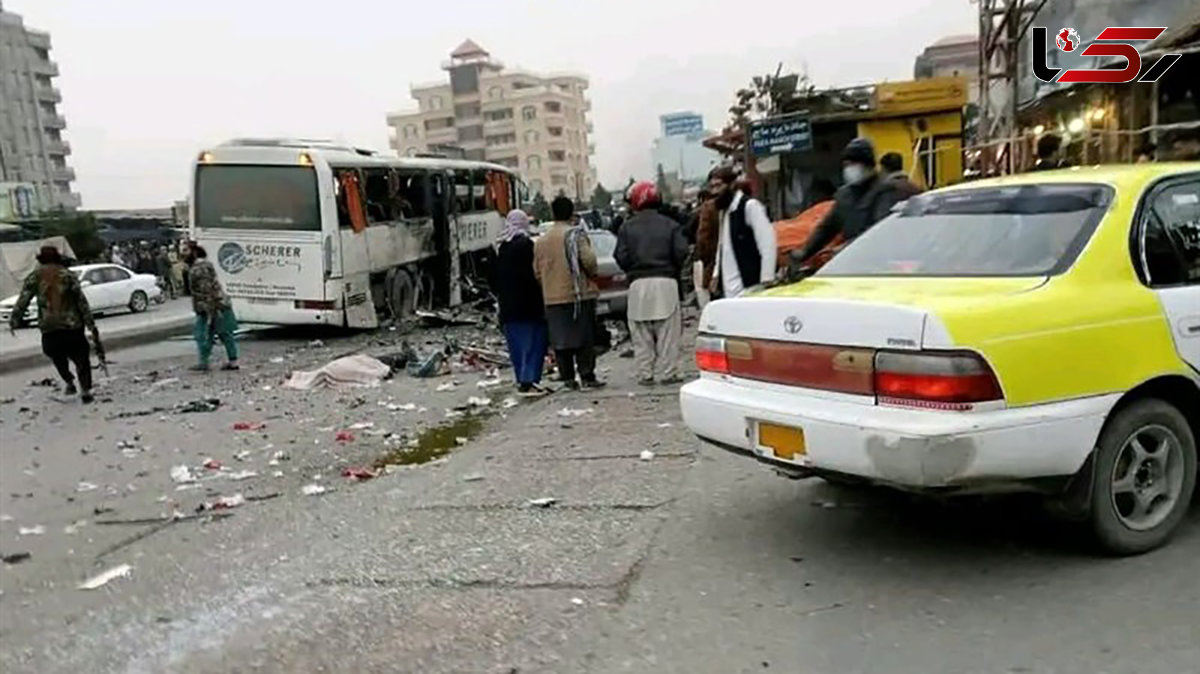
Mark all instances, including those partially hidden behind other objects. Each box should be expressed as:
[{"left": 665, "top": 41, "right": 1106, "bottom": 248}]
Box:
[
  {"left": 817, "top": 183, "right": 1114, "bottom": 278},
  {"left": 194, "top": 164, "right": 320, "bottom": 231}
]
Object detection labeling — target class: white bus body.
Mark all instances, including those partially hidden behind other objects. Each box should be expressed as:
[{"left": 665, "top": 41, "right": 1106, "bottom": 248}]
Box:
[{"left": 189, "top": 139, "right": 522, "bottom": 328}]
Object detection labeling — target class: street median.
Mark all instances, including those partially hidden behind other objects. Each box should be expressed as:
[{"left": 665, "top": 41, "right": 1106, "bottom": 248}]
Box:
[{"left": 0, "top": 314, "right": 194, "bottom": 374}]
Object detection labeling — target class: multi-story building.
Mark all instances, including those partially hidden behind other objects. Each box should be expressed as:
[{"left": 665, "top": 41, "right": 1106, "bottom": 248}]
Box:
[
  {"left": 650, "top": 111, "right": 719, "bottom": 188},
  {"left": 914, "top": 34, "right": 980, "bottom": 104},
  {"left": 0, "top": 1, "right": 79, "bottom": 213},
  {"left": 387, "top": 40, "right": 597, "bottom": 200}
]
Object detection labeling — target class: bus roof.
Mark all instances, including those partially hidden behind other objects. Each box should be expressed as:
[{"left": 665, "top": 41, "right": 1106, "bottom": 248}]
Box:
[{"left": 208, "top": 138, "right": 514, "bottom": 174}]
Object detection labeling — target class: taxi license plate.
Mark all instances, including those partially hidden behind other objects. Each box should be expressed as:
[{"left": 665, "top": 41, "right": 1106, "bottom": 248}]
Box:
[{"left": 757, "top": 422, "right": 806, "bottom": 460}]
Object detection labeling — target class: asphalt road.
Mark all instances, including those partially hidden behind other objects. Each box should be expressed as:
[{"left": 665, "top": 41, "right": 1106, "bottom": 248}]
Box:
[{"left": 0, "top": 319, "right": 1197, "bottom": 673}]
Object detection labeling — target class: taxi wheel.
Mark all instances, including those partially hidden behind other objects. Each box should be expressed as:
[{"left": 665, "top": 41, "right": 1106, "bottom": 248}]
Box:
[{"left": 1088, "top": 399, "right": 1196, "bottom": 556}]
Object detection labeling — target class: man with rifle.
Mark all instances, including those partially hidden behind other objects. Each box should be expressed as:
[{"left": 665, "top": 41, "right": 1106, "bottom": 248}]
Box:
[{"left": 10, "top": 245, "right": 104, "bottom": 403}]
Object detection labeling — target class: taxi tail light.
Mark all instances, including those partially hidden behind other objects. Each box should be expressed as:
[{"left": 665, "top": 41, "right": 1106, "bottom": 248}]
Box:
[
  {"left": 695, "top": 335, "right": 730, "bottom": 374},
  {"left": 874, "top": 351, "right": 1003, "bottom": 409}
]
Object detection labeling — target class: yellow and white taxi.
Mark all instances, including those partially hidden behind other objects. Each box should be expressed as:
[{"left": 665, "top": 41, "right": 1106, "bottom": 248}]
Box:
[{"left": 681, "top": 164, "right": 1199, "bottom": 555}]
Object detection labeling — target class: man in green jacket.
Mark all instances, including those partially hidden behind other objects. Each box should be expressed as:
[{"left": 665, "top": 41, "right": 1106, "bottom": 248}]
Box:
[{"left": 11, "top": 246, "right": 98, "bottom": 403}]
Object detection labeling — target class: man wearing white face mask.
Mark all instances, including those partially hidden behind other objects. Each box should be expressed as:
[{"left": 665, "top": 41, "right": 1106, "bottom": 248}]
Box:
[{"left": 789, "top": 138, "right": 904, "bottom": 272}]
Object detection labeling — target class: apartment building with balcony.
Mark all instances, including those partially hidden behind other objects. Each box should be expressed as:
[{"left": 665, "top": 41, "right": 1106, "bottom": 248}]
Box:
[
  {"left": 387, "top": 40, "right": 597, "bottom": 200},
  {"left": 0, "top": 1, "right": 80, "bottom": 214}
]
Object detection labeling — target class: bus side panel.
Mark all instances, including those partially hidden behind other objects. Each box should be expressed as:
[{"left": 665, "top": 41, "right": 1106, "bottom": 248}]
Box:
[{"left": 456, "top": 211, "right": 503, "bottom": 253}]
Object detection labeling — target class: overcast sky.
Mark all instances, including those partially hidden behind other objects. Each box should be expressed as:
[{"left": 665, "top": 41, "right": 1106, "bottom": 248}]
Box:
[{"left": 13, "top": 0, "right": 977, "bottom": 209}]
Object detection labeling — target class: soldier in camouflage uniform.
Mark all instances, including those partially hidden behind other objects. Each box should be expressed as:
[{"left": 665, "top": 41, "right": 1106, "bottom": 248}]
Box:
[
  {"left": 185, "top": 243, "right": 240, "bottom": 372},
  {"left": 11, "top": 246, "right": 97, "bottom": 403}
]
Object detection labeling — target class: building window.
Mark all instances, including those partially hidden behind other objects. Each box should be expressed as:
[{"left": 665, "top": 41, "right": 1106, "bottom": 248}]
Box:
[
  {"left": 487, "top": 86, "right": 504, "bottom": 100},
  {"left": 526, "top": 155, "right": 542, "bottom": 171},
  {"left": 548, "top": 127, "right": 564, "bottom": 137},
  {"left": 544, "top": 101, "right": 563, "bottom": 113},
  {"left": 521, "top": 106, "right": 537, "bottom": 121},
  {"left": 458, "top": 125, "right": 484, "bottom": 142},
  {"left": 548, "top": 150, "right": 566, "bottom": 162},
  {"left": 486, "top": 133, "right": 516, "bottom": 147},
  {"left": 523, "top": 129, "right": 540, "bottom": 145},
  {"left": 551, "top": 174, "right": 568, "bottom": 186},
  {"left": 429, "top": 96, "right": 444, "bottom": 111},
  {"left": 484, "top": 108, "right": 513, "bottom": 122},
  {"left": 403, "top": 124, "right": 418, "bottom": 140},
  {"left": 425, "top": 117, "right": 454, "bottom": 131},
  {"left": 513, "top": 81, "right": 534, "bottom": 90},
  {"left": 455, "top": 102, "right": 481, "bottom": 119},
  {"left": 492, "top": 156, "right": 519, "bottom": 168}
]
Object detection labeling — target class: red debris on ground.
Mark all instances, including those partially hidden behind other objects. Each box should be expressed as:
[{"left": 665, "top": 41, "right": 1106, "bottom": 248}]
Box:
[
  {"left": 335, "top": 431, "right": 355, "bottom": 444},
  {"left": 202, "top": 458, "right": 222, "bottom": 470},
  {"left": 233, "top": 422, "right": 266, "bottom": 431},
  {"left": 341, "top": 467, "right": 378, "bottom": 481}
]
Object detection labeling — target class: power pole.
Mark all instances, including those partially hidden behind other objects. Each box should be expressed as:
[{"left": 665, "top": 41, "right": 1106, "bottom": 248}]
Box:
[{"left": 977, "top": 0, "right": 1047, "bottom": 175}]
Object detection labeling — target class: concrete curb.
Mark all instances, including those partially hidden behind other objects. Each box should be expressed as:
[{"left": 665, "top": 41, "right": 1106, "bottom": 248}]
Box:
[{"left": 0, "top": 316, "right": 194, "bottom": 374}]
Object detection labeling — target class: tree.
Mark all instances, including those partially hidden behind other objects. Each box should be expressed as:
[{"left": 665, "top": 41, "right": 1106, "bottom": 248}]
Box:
[
  {"left": 529, "top": 192, "right": 552, "bottom": 222},
  {"left": 590, "top": 183, "right": 612, "bottom": 211},
  {"left": 39, "top": 211, "right": 105, "bottom": 262}
]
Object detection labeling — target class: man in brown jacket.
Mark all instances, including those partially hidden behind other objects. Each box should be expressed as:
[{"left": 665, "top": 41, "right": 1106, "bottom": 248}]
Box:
[{"left": 533, "top": 195, "right": 606, "bottom": 390}]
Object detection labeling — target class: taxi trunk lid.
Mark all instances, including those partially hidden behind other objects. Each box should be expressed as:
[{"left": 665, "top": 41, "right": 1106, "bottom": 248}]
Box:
[{"left": 701, "top": 277, "right": 1049, "bottom": 350}]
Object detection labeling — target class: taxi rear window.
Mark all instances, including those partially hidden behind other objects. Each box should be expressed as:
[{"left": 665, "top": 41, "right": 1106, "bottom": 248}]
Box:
[{"left": 818, "top": 184, "right": 1113, "bottom": 278}]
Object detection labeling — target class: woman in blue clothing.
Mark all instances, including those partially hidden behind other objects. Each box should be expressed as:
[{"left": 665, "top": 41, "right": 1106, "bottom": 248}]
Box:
[{"left": 494, "top": 209, "right": 549, "bottom": 396}]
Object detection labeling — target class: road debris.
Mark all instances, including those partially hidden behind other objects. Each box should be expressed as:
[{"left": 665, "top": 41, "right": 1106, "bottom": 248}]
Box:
[
  {"left": 477, "top": 377, "right": 504, "bottom": 389},
  {"left": 657, "top": 422, "right": 674, "bottom": 428},
  {"left": 234, "top": 450, "right": 252, "bottom": 462},
  {"left": 301, "top": 484, "right": 329, "bottom": 496},
  {"left": 348, "top": 421, "right": 375, "bottom": 430},
  {"left": 203, "top": 458, "right": 223, "bottom": 470},
  {"left": 18, "top": 525, "right": 45, "bottom": 536},
  {"left": 455, "top": 436, "right": 469, "bottom": 446},
  {"left": 501, "top": 397, "right": 519, "bottom": 409},
  {"left": 341, "top": 467, "right": 378, "bottom": 481},
  {"left": 270, "top": 450, "right": 291, "bottom": 462},
  {"left": 78, "top": 563, "right": 133, "bottom": 590},
  {"left": 269, "top": 356, "right": 286, "bottom": 364},
  {"left": 557, "top": 408, "right": 593, "bottom": 418},
  {"left": 571, "top": 597, "right": 585, "bottom": 606},
  {"left": 198, "top": 494, "right": 246, "bottom": 511},
  {"left": 335, "top": 431, "right": 356, "bottom": 444},
  {"left": 170, "top": 465, "right": 198, "bottom": 484},
  {"left": 64, "top": 520, "right": 89, "bottom": 535},
  {"left": 1, "top": 552, "right": 31, "bottom": 565},
  {"left": 466, "top": 396, "right": 492, "bottom": 407},
  {"left": 639, "top": 450, "right": 656, "bottom": 461},
  {"left": 227, "top": 470, "right": 258, "bottom": 481},
  {"left": 232, "top": 422, "right": 266, "bottom": 432},
  {"left": 436, "top": 381, "right": 459, "bottom": 392},
  {"left": 528, "top": 497, "right": 558, "bottom": 508},
  {"left": 284, "top": 354, "right": 391, "bottom": 390},
  {"left": 408, "top": 350, "right": 448, "bottom": 378},
  {"left": 417, "top": 309, "right": 481, "bottom": 328},
  {"left": 76, "top": 481, "right": 99, "bottom": 493},
  {"left": 463, "top": 474, "right": 485, "bottom": 482}
]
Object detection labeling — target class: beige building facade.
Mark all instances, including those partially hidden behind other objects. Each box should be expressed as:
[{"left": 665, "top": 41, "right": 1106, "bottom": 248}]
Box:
[
  {"left": 387, "top": 40, "right": 597, "bottom": 200},
  {"left": 0, "top": 1, "right": 79, "bottom": 213}
]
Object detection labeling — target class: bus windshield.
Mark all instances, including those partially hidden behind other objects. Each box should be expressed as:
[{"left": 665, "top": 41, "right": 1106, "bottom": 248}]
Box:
[{"left": 194, "top": 164, "right": 320, "bottom": 231}]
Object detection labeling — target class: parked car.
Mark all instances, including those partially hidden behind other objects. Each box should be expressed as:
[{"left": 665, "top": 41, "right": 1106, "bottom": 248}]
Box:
[
  {"left": 0, "top": 263, "right": 165, "bottom": 324},
  {"left": 680, "top": 164, "right": 1200, "bottom": 555},
  {"left": 587, "top": 229, "right": 628, "bottom": 318}
]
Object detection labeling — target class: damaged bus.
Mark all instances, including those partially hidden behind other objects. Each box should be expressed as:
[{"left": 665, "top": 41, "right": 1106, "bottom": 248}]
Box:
[{"left": 189, "top": 138, "right": 522, "bottom": 328}]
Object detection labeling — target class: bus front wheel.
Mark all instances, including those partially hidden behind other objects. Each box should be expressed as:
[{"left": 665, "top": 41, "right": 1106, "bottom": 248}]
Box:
[{"left": 387, "top": 269, "right": 415, "bottom": 321}]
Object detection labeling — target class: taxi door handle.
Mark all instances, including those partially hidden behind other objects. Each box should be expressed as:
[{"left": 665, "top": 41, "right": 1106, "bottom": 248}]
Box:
[{"left": 1183, "top": 322, "right": 1200, "bottom": 336}]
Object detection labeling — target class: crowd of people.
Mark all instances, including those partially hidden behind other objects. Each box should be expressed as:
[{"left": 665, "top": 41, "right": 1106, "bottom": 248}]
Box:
[
  {"left": 106, "top": 240, "right": 190, "bottom": 299},
  {"left": 490, "top": 136, "right": 922, "bottom": 394}
]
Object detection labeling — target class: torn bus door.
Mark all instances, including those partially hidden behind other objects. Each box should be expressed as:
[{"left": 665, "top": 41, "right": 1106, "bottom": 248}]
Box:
[{"left": 428, "top": 170, "right": 458, "bottom": 307}]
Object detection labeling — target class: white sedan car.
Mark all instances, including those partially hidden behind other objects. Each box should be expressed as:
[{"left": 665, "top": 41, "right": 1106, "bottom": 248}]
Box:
[{"left": 0, "top": 263, "right": 164, "bottom": 324}]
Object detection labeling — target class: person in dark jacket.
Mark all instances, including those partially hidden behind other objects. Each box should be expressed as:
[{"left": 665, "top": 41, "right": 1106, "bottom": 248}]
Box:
[
  {"left": 1033, "top": 133, "right": 1068, "bottom": 171},
  {"left": 495, "top": 209, "right": 549, "bottom": 395},
  {"left": 879, "top": 152, "right": 922, "bottom": 200},
  {"left": 789, "top": 138, "right": 904, "bottom": 272},
  {"left": 615, "top": 182, "right": 689, "bottom": 386}
]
